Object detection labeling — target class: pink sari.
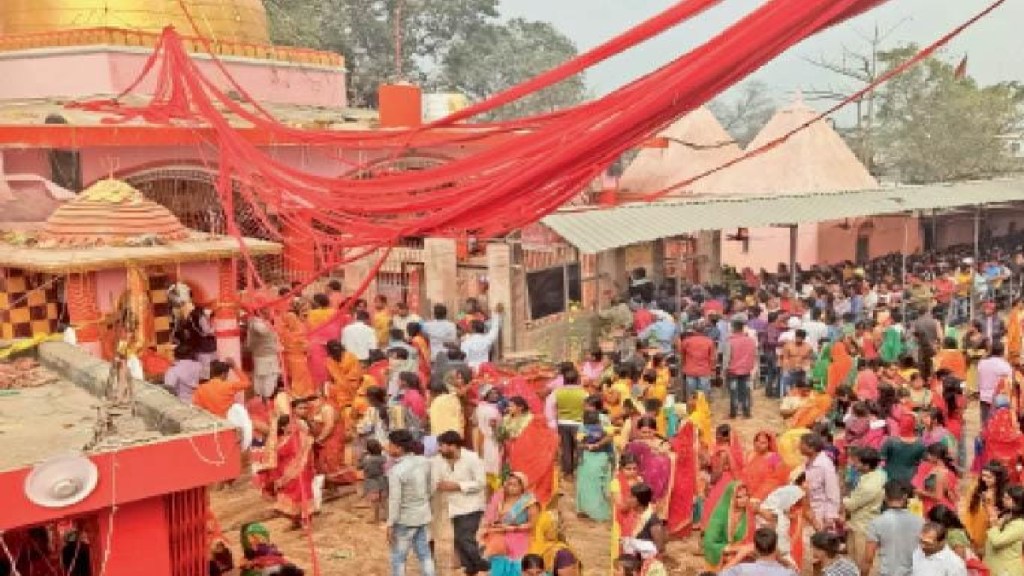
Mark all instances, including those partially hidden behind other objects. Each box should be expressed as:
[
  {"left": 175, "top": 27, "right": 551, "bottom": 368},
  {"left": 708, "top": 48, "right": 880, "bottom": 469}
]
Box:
[
  {"left": 625, "top": 440, "right": 674, "bottom": 506},
  {"left": 481, "top": 490, "right": 536, "bottom": 559},
  {"left": 307, "top": 309, "right": 348, "bottom": 388}
]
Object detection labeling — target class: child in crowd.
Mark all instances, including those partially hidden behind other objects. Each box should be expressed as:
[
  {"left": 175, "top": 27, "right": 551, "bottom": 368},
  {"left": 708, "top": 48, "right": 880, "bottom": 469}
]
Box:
[
  {"left": 359, "top": 439, "right": 387, "bottom": 523},
  {"left": 580, "top": 411, "right": 614, "bottom": 455}
]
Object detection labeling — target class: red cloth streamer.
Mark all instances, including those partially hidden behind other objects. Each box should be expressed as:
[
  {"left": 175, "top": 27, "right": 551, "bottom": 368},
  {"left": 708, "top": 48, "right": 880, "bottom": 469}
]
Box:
[{"left": 71, "top": 0, "right": 920, "bottom": 305}]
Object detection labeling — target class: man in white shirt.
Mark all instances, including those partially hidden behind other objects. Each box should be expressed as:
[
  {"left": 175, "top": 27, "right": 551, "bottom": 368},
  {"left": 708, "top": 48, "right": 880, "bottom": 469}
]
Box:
[
  {"left": 911, "top": 522, "right": 967, "bottom": 576},
  {"left": 461, "top": 304, "right": 503, "bottom": 370},
  {"left": 777, "top": 316, "right": 801, "bottom": 346},
  {"left": 801, "top": 308, "right": 829, "bottom": 352},
  {"left": 392, "top": 301, "right": 423, "bottom": 336},
  {"left": 432, "top": 431, "right": 489, "bottom": 575},
  {"left": 422, "top": 303, "right": 458, "bottom": 362},
  {"left": 340, "top": 310, "right": 378, "bottom": 362}
]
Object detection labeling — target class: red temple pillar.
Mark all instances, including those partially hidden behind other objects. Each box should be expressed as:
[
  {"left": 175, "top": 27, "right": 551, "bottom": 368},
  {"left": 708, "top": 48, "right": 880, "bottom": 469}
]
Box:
[
  {"left": 66, "top": 272, "right": 103, "bottom": 357},
  {"left": 214, "top": 259, "right": 242, "bottom": 376},
  {"left": 93, "top": 498, "right": 173, "bottom": 576},
  {"left": 282, "top": 209, "right": 316, "bottom": 283}
]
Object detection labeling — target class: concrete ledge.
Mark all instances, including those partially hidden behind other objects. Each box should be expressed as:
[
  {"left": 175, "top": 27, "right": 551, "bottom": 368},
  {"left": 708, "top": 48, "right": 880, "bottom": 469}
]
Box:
[{"left": 37, "top": 341, "right": 229, "bottom": 436}]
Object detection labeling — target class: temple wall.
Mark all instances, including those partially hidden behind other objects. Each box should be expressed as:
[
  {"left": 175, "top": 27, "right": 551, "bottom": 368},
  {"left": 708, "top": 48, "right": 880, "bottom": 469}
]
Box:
[
  {"left": 0, "top": 48, "right": 346, "bottom": 107},
  {"left": 816, "top": 216, "right": 922, "bottom": 264},
  {"left": 721, "top": 224, "right": 820, "bottom": 272}
]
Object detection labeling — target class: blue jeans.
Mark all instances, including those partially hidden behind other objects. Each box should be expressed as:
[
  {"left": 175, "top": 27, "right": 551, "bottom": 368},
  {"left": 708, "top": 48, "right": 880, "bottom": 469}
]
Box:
[
  {"left": 686, "top": 375, "right": 712, "bottom": 398},
  {"left": 780, "top": 370, "right": 799, "bottom": 398},
  {"left": 390, "top": 524, "right": 435, "bottom": 576},
  {"left": 762, "top": 353, "right": 780, "bottom": 397},
  {"left": 728, "top": 374, "right": 752, "bottom": 417}
]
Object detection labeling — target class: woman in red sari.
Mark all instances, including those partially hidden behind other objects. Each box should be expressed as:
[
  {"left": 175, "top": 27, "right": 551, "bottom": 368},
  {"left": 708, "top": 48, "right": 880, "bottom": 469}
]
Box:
[
  {"left": 743, "top": 431, "right": 788, "bottom": 501},
  {"left": 256, "top": 404, "right": 315, "bottom": 528},
  {"left": 667, "top": 420, "right": 699, "bottom": 537},
  {"left": 911, "top": 442, "right": 959, "bottom": 516},
  {"left": 504, "top": 395, "right": 558, "bottom": 507},
  {"left": 980, "top": 395, "right": 1024, "bottom": 482},
  {"left": 307, "top": 395, "right": 357, "bottom": 486},
  {"left": 702, "top": 423, "right": 744, "bottom": 527}
]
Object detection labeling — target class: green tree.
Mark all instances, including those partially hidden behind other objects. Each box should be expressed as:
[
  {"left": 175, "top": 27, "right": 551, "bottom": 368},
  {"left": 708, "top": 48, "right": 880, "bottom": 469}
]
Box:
[
  {"left": 874, "top": 45, "right": 1022, "bottom": 183},
  {"left": 266, "top": 0, "right": 513, "bottom": 108},
  {"left": 439, "top": 18, "right": 586, "bottom": 120},
  {"left": 265, "top": 1, "right": 584, "bottom": 115}
]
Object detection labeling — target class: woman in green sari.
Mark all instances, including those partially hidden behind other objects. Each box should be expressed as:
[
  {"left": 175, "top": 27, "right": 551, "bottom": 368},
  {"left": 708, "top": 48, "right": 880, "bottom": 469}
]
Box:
[
  {"left": 879, "top": 323, "right": 905, "bottom": 364},
  {"left": 701, "top": 481, "right": 754, "bottom": 568},
  {"left": 239, "top": 522, "right": 296, "bottom": 576},
  {"left": 576, "top": 411, "right": 613, "bottom": 521},
  {"left": 811, "top": 341, "right": 832, "bottom": 392}
]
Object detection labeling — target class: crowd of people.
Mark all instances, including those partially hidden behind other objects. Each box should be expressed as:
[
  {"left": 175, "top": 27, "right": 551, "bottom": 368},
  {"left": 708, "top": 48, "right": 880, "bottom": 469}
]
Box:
[{"left": 154, "top": 235, "right": 1024, "bottom": 576}]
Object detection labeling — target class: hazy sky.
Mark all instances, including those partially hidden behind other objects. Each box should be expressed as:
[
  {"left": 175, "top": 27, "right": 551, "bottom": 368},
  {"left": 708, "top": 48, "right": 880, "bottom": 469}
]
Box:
[{"left": 499, "top": 0, "right": 1023, "bottom": 118}]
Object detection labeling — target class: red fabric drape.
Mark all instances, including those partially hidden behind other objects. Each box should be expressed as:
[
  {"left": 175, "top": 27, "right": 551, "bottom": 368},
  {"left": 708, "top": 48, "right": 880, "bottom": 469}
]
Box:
[
  {"left": 65, "top": 0, "right": 1003, "bottom": 300},
  {"left": 667, "top": 421, "right": 699, "bottom": 536}
]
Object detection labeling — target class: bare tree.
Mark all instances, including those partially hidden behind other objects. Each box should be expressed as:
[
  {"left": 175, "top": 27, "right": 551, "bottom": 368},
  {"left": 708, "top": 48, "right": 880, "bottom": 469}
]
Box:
[
  {"left": 803, "top": 19, "right": 911, "bottom": 174},
  {"left": 709, "top": 80, "right": 776, "bottom": 147}
]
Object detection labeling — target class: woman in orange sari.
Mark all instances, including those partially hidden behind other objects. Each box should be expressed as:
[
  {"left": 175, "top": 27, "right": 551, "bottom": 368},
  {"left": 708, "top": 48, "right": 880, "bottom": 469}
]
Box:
[
  {"left": 279, "top": 307, "right": 316, "bottom": 398},
  {"left": 1008, "top": 300, "right": 1023, "bottom": 365},
  {"left": 826, "top": 340, "right": 854, "bottom": 396},
  {"left": 934, "top": 337, "right": 968, "bottom": 380},
  {"left": 743, "top": 431, "right": 788, "bottom": 501},
  {"left": 505, "top": 395, "right": 559, "bottom": 507},
  {"left": 791, "top": 390, "right": 833, "bottom": 430},
  {"left": 407, "top": 322, "right": 431, "bottom": 384}
]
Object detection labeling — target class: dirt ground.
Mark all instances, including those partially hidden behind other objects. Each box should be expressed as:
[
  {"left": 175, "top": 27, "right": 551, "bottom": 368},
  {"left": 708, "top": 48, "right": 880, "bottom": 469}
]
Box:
[{"left": 211, "top": 385, "right": 981, "bottom": 576}]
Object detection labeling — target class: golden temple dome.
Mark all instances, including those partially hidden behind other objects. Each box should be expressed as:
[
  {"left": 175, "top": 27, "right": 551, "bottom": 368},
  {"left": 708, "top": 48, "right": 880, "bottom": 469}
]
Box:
[
  {"left": 0, "top": 0, "right": 270, "bottom": 44},
  {"left": 41, "top": 179, "right": 190, "bottom": 246}
]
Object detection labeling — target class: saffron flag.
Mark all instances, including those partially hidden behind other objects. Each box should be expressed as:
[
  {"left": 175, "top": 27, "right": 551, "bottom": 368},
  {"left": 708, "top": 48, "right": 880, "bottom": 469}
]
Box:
[{"left": 954, "top": 55, "right": 968, "bottom": 80}]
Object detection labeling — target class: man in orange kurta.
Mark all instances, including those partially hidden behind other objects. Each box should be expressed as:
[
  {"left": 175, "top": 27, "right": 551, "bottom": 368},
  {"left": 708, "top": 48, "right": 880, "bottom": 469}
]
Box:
[
  {"left": 325, "top": 339, "right": 363, "bottom": 410},
  {"left": 193, "top": 359, "right": 252, "bottom": 418}
]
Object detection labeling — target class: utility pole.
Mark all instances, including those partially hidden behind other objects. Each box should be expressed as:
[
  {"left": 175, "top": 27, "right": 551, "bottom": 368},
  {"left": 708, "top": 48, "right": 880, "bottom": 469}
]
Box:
[{"left": 393, "top": 0, "right": 404, "bottom": 80}]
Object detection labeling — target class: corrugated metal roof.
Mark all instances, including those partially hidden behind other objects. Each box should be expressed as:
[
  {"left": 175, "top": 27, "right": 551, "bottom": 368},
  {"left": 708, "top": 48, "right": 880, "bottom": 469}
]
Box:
[{"left": 541, "top": 177, "right": 1024, "bottom": 254}]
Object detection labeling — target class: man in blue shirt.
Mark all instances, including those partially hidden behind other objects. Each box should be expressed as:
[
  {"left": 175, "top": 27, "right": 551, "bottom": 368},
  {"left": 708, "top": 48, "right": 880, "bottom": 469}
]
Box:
[{"left": 638, "top": 310, "right": 678, "bottom": 354}]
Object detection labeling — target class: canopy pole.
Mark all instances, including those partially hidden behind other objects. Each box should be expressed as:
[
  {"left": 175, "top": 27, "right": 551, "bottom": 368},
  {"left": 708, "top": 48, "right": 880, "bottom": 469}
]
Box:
[
  {"left": 789, "top": 225, "right": 798, "bottom": 289},
  {"left": 901, "top": 218, "right": 909, "bottom": 321},
  {"left": 971, "top": 205, "right": 981, "bottom": 322}
]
